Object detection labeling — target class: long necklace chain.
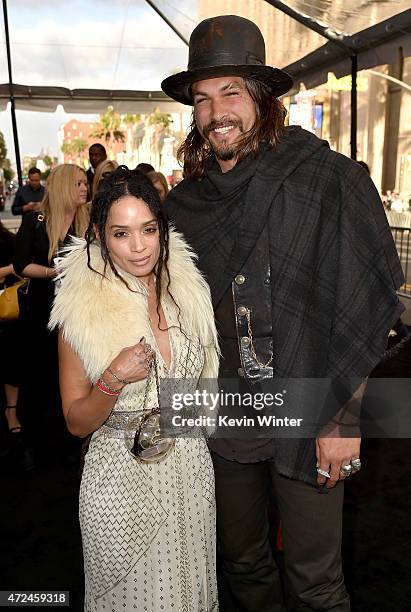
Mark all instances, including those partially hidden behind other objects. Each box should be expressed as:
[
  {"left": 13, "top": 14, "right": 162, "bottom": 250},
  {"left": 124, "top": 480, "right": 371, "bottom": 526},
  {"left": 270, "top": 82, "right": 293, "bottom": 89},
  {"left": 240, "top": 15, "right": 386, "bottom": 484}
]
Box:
[{"left": 245, "top": 309, "right": 273, "bottom": 369}]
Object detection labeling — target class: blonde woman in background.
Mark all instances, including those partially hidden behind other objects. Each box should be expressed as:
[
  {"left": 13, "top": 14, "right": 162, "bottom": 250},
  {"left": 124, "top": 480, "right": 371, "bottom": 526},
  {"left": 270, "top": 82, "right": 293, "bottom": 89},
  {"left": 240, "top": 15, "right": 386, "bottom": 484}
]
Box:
[
  {"left": 91, "top": 159, "right": 118, "bottom": 198},
  {"left": 147, "top": 170, "right": 169, "bottom": 203},
  {"left": 13, "top": 164, "right": 89, "bottom": 466}
]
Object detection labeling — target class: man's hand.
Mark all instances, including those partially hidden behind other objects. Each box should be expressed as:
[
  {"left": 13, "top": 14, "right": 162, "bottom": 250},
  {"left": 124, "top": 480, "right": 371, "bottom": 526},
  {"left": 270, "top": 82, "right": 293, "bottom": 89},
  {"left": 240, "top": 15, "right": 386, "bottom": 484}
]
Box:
[
  {"left": 22, "top": 201, "right": 35, "bottom": 212},
  {"left": 316, "top": 379, "right": 365, "bottom": 487},
  {"left": 22, "top": 201, "right": 42, "bottom": 213},
  {"left": 316, "top": 437, "right": 361, "bottom": 488}
]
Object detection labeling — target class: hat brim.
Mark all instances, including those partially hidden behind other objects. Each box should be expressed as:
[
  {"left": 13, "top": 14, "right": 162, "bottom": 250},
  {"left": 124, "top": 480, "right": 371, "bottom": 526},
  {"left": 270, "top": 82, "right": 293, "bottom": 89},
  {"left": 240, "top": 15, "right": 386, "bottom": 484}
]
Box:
[{"left": 161, "top": 65, "right": 293, "bottom": 105}]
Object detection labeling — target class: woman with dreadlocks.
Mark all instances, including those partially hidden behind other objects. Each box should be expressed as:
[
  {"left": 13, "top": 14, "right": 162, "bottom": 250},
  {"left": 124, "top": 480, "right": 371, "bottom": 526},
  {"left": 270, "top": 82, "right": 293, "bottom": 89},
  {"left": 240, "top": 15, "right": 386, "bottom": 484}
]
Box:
[{"left": 49, "top": 167, "right": 219, "bottom": 612}]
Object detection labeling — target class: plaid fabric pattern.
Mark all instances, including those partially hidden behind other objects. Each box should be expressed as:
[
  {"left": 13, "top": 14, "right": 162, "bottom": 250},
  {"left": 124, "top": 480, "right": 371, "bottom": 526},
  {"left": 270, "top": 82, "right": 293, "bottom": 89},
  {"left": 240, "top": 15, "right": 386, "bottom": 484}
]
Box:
[{"left": 167, "top": 127, "right": 404, "bottom": 483}]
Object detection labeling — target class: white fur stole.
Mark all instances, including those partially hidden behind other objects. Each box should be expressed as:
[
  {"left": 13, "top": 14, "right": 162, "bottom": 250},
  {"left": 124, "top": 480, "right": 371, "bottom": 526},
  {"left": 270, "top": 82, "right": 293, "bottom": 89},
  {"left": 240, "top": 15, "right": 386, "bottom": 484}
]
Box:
[{"left": 49, "top": 229, "right": 219, "bottom": 386}]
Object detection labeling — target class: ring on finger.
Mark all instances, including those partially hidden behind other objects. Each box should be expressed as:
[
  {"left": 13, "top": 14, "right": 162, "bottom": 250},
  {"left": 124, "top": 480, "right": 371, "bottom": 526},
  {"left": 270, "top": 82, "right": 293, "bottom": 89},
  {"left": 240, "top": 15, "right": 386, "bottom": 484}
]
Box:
[
  {"left": 351, "top": 458, "right": 361, "bottom": 471},
  {"left": 317, "top": 467, "right": 330, "bottom": 479},
  {"left": 340, "top": 464, "right": 353, "bottom": 477}
]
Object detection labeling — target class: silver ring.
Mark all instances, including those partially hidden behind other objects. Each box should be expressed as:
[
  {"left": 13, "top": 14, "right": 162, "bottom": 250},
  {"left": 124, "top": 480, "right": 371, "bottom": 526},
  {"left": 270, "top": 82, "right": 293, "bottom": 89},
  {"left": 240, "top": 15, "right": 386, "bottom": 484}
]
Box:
[
  {"left": 317, "top": 467, "right": 330, "bottom": 479},
  {"left": 340, "top": 464, "right": 353, "bottom": 477},
  {"left": 351, "top": 458, "right": 361, "bottom": 471}
]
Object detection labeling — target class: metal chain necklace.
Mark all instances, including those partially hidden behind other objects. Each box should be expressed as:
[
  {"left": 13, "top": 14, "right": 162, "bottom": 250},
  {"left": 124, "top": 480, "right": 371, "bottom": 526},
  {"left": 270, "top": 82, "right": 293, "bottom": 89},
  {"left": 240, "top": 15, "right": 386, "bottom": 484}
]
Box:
[{"left": 245, "top": 309, "right": 273, "bottom": 369}]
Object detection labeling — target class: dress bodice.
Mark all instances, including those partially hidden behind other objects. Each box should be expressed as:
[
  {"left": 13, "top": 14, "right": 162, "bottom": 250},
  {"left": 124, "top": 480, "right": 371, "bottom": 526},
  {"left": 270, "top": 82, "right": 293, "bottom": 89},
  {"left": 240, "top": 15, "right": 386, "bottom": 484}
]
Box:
[{"left": 98, "top": 292, "right": 205, "bottom": 438}]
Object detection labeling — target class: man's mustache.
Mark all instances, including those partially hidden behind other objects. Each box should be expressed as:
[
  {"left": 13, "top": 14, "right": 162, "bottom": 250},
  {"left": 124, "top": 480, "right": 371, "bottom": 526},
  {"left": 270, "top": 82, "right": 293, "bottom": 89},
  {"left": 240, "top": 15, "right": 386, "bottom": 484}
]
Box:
[{"left": 204, "top": 118, "right": 243, "bottom": 138}]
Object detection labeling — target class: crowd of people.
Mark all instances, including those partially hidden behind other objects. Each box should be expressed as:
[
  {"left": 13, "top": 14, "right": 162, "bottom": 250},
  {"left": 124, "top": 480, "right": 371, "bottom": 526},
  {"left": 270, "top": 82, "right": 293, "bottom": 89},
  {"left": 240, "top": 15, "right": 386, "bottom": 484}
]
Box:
[
  {"left": 0, "top": 148, "right": 170, "bottom": 465},
  {"left": 86, "top": 145, "right": 170, "bottom": 203},
  {"left": 0, "top": 14, "right": 410, "bottom": 612}
]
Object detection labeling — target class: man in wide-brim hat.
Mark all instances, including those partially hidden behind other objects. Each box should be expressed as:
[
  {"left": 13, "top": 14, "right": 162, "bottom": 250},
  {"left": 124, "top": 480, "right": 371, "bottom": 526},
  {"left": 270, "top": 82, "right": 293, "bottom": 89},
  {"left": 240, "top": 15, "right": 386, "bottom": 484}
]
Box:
[{"left": 163, "top": 14, "right": 404, "bottom": 612}]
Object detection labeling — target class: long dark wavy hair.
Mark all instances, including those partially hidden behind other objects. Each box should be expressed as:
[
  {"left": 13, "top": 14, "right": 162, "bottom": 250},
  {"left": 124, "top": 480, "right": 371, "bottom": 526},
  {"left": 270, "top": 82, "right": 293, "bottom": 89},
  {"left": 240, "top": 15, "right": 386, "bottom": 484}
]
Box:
[
  {"left": 85, "top": 166, "right": 171, "bottom": 318},
  {"left": 178, "top": 77, "right": 287, "bottom": 180}
]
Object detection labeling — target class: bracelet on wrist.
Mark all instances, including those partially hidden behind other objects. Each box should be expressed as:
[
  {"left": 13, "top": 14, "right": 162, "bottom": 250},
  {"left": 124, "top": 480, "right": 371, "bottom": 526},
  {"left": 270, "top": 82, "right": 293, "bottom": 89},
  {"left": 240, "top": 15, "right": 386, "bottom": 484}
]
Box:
[
  {"left": 107, "top": 366, "right": 130, "bottom": 385},
  {"left": 95, "top": 377, "right": 121, "bottom": 397},
  {"left": 99, "top": 376, "right": 122, "bottom": 393},
  {"left": 101, "top": 371, "right": 124, "bottom": 391}
]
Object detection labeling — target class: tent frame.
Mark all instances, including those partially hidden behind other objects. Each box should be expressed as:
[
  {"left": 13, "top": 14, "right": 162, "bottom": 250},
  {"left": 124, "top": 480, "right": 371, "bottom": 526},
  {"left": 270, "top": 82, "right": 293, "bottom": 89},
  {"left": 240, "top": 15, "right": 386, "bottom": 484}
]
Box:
[
  {"left": 2, "top": 0, "right": 22, "bottom": 183},
  {"left": 2, "top": 0, "right": 411, "bottom": 183},
  {"left": 264, "top": 0, "right": 359, "bottom": 159}
]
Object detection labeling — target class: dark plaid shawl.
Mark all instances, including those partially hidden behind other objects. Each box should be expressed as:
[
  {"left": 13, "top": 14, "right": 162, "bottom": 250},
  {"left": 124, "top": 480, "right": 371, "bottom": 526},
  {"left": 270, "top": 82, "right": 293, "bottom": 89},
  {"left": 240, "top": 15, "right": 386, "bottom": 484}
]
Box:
[{"left": 167, "top": 126, "right": 404, "bottom": 483}]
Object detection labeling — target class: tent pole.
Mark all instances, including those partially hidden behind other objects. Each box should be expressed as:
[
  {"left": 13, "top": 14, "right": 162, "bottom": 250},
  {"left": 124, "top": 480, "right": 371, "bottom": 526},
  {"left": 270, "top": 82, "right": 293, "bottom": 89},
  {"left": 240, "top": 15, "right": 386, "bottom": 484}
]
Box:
[
  {"left": 2, "top": 0, "right": 22, "bottom": 186},
  {"left": 144, "top": 0, "right": 189, "bottom": 46},
  {"left": 350, "top": 54, "right": 358, "bottom": 160},
  {"left": 264, "top": 0, "right": 358, "bottom": 160}
]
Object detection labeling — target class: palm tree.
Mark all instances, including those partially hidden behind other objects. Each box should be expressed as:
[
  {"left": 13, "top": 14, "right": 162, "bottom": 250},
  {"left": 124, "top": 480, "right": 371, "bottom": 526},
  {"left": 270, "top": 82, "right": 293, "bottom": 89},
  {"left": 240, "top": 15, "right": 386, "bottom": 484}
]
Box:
[
  {"left": 61, "top": 141, "right": 75, "bottom": 161},
  {"left": 148, "top": 109, "right": 172, "bottom": 132},
  {"left": 0, "top": 130, "right": 7, "bottom": 167},
  {"left": 123, "top": 113, "right": 141, "bottom": 126},
  {"left": 42, "top": 154, "right": 57, "bottom": 179},
  {"left": 43, "top": 154, "right": 53, "bottom": 168},
  {"left": 71, "top": 138, "right": 88, "bottom": 167},
  {"left": 90, "top": 106, "right": 125, "bottom": 156},
  {"left": 148, "top": 109, "right": 173, "bottom": 164}
]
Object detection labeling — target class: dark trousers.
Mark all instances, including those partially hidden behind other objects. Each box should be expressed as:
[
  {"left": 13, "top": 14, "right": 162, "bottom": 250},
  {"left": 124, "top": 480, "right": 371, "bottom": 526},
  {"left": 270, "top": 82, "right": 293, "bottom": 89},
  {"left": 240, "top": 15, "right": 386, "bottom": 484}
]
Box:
[{"left": 211, "top": 452, "right": 350, "bottom": 612}]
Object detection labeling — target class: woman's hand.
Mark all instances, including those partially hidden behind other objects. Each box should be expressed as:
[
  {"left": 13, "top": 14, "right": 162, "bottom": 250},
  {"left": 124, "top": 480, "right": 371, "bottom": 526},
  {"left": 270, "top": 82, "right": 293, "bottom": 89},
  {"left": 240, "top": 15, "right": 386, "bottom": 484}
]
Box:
[
  {"left": 105, "top": 337, "right": 155, "bottom": 387},
  {"left": 59, "top": 334, "right": 155, "bottom": 438},
  {"left": 46, "top": 267, "right": 58, "bottom": 278},
  {"left": 0, "top": 264, "right": 14, "bottom": 283}
]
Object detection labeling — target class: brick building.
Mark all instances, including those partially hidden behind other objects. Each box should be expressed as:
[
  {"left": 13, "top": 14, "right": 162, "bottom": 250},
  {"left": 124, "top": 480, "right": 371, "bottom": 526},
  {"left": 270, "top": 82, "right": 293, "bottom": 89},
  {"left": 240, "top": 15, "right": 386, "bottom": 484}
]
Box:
[{"left": 58, "top": 119, "right": 126, "bottom": 166}]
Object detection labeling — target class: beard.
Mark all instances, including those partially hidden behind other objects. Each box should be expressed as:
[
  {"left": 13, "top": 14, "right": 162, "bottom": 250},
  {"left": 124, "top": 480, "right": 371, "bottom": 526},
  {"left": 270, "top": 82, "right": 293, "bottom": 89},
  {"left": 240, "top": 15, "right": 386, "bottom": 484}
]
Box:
[
  {"left": 210, "top": 141, "right": 237, "bottom": 161},
  {"left": 203, "top": 117, "right": 244, "bottom": 161}
]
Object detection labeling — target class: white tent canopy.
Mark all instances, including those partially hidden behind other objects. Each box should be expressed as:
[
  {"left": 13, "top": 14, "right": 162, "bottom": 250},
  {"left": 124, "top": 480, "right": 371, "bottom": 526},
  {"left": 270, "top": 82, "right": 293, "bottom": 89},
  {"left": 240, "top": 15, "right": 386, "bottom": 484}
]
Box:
[
  {"left": 1, "top": 0, "right": 411, "bottom": 181},
  {"left": 1, "top": 0, "right": 411, "bottom": 113}
]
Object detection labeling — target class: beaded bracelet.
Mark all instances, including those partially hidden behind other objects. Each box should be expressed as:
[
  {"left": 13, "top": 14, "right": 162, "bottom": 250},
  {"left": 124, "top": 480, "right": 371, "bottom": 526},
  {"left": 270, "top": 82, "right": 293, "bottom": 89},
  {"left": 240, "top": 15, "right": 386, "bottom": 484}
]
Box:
[
  {"left": 95, "top": 378, "right": 121, "bottom": 397},
  {"left": 107, "top": 367, "right": 130, "bottom": 385},
  {"left": 99, "top": 376, "right": 122, "bottom": 393}
]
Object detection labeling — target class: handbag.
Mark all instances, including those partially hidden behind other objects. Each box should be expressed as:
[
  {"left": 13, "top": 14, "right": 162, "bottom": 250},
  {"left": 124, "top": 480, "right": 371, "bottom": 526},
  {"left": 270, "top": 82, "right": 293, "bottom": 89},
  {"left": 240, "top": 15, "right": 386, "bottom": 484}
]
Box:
[
  {"left": 124, "top": 356, "right": 175, "bottom": 462},
  {"left": 0, "top": 278, "right": 28, "bottom": 320}
]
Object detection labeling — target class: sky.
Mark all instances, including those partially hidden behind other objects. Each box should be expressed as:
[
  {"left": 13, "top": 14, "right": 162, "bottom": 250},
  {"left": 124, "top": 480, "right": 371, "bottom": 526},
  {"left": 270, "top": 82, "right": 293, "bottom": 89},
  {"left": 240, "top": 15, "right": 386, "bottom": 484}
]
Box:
[
  {"left": 2, "top": 0, "right": 406, "bottom": 163},
  {"left": 0, "top": 106, "right": 99, "bottom": 161},
  {"left": 0, "top": 1, "right": 192, "bottom": 90},
  {"left": 0, "top": 0, "right": 194, "bottom": 161}
]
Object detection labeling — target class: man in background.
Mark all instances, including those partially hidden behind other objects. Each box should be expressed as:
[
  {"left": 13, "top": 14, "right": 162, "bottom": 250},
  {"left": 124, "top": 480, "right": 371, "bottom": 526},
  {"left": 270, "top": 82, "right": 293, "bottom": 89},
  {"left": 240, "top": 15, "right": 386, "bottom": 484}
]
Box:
[
  {"left": 12, "top": 168, "right": 44, "bottom": 216},
  {"left": 86, "top": 143, "right": 107, "bottom": 194}
]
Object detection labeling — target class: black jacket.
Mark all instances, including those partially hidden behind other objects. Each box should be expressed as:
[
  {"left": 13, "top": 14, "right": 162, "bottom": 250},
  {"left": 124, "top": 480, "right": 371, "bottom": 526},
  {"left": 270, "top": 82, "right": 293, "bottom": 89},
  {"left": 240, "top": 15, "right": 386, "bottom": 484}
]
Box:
[{"left": 167, "top": 127, "right": 404, "bottom": 483}]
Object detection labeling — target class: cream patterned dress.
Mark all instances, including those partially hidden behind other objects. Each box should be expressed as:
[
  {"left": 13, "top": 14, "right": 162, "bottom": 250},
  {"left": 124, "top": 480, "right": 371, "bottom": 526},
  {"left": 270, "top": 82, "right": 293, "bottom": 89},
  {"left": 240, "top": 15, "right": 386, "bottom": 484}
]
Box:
[
  {"left": 80, "top": 299, "right": 218, "bottom": 612},
  {"left": 49, "top": 233, "right": 219, "bottom": 612}
]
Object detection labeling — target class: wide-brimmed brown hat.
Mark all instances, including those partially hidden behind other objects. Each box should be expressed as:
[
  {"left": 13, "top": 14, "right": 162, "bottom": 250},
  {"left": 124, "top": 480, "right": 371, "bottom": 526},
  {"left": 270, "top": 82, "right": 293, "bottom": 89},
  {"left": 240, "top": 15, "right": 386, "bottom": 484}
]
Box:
[{"left": 161, "top": 15, "right": 293, "bottom": 105}]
